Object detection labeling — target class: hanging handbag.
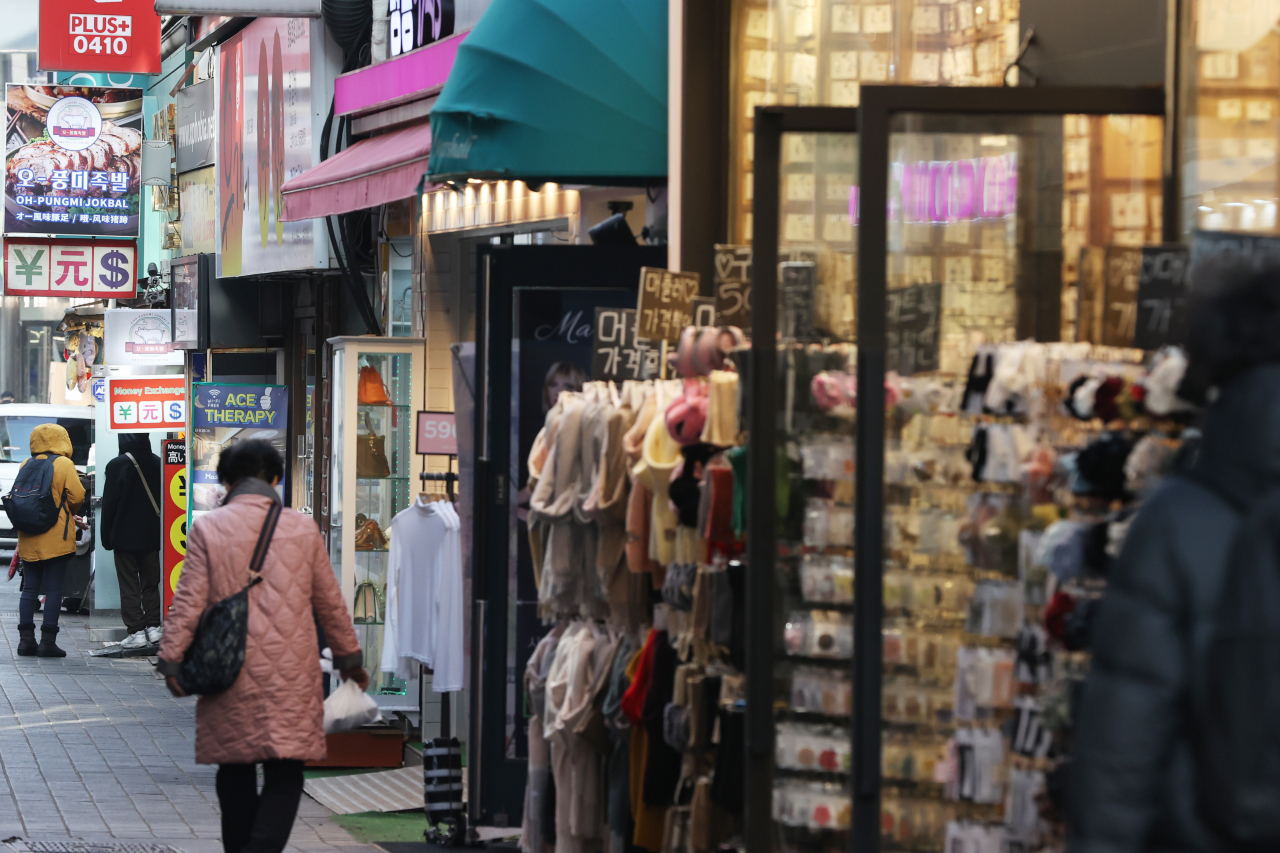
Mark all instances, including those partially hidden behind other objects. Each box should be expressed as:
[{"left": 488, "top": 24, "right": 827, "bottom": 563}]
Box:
[
  {"left": 353, "top": 581, "right": 383, "bottom": 623},
  {"left": 356, "top": 412, "right": 392, "bottom": 479},
  {"left": 177, "top": 502, "right": 282, "bottom": 696},
  {"left": 354, "top": 516, "right": 388, "bottom": 551},
  {"left": 358, "top": 364, "right": 393, "bottom": 405}
]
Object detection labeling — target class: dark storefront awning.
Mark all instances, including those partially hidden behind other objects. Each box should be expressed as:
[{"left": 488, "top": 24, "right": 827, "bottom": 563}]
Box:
[
  {"left": 279, "top": 121, "right": 433, "bottom": 222},
  {"left": 426, "top": 0, "right": 667, "bottom": 185}
]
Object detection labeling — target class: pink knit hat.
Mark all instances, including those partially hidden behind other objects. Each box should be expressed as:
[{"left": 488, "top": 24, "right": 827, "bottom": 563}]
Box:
[{"left": 665, "top": 379, "right": 709, "bottom": 445}]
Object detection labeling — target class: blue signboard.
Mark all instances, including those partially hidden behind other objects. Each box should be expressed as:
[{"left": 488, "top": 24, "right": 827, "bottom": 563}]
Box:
[
  {"left": 54, "top": 71, "right": 148, "bottom": 89},
  {"left": 189, "top": 383, "right": 287, "bottom": 517}
]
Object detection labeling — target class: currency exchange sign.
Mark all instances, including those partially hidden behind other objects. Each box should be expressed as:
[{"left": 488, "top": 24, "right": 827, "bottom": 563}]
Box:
[{"left": 3, "top": 238, "right": 136, "bottom": 298}]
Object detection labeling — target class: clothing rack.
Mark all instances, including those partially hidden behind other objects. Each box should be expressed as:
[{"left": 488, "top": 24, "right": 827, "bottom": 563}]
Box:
[
  {"left": 416, "top": 455, "right": 457, "bottom": 738},
  {"left": 418, "top": 471, "right": 458, "bottom": 502}
]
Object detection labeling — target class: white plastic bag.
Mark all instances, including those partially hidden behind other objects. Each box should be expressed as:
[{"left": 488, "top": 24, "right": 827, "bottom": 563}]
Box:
[{"left": 323, "top": 677, "right": 382, "bottom": 734}]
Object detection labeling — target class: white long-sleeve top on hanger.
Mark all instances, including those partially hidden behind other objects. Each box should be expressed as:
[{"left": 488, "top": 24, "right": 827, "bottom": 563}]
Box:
[{"left": 379, "top": 497, "right": 464, "bottom": 691}]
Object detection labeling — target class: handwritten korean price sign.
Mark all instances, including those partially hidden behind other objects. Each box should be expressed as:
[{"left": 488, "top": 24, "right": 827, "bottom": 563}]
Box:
[
  {"left": 713, "top": 245, "right": 752, "bottom": 328},
  {"left": 636, "top": 267, "right": 701, "bottom": 343},
  {"left": 592, "top": 308, "right": 657, "bottom": 382},
  {"left": 886, "top": 282, "right": 942, "bottom": 375}
]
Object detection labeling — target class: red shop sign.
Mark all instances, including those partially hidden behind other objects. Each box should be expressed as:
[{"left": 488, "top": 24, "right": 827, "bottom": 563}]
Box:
[{"left": 39, "top": 0, "right": 162, "bottom": 75}]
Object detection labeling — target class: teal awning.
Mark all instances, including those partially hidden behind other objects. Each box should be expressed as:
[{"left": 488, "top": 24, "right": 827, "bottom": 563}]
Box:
[{"left": 426, "top": 0, "right": 667, "bottom": 185}]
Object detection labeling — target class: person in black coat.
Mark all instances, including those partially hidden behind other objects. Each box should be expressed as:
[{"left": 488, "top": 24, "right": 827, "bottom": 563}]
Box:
[
  {"left": 100, "top": 432, "right": 163, "bottom": 648},
  {"left": 1068, "top": 268, "right": 1280, "bottom": 852}
]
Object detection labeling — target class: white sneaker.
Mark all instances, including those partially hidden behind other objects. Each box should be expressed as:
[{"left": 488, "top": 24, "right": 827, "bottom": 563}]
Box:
[
  {"left": 120, "top": 630, "right": 149, "bottom": 650},
  {"left": 145, "top": 626, "right": 162, "bottom": 644}
]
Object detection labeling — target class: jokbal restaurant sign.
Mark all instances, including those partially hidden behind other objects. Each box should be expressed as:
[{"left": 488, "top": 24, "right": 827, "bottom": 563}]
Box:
[
  {"left": 3, "top": 238, "right": 136, "bottom": 298},
  {"left": 39, "top": 0, "right": 162, "bottom": 75},
  {"left": 5, "top": 84, "right": 143, "bottom": 237},
  {"left": 217, "top": 18, "right": 315, "bottom": 277}
]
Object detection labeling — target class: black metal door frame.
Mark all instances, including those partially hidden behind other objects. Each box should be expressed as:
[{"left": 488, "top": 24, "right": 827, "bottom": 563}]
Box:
[
  {"left": 750, "top": 85, "right": 1167, "bottom": 853},
  {"left": 470, "top": 244, "right": 666, "bottom": 828}
]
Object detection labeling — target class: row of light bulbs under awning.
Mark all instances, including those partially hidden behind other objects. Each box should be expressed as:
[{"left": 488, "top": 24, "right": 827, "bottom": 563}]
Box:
[{"left": 419, "top": 181, "right": 580, "bottom": 234}]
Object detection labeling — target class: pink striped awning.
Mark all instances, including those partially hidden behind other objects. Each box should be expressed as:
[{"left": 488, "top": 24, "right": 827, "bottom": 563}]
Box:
[{"left": 279, "top": 122, "right": 432, "bottom": 222}]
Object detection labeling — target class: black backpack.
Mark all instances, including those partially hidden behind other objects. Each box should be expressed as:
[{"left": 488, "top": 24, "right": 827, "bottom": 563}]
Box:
[
  {"left": 4, "top": 455, "right": 69, "bottom": 538},
  {"left": 1190, "top": 476, "right": 1280, "bottom": 849}
]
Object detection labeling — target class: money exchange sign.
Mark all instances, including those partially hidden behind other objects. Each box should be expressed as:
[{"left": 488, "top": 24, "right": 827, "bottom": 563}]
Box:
[
  {"left": 108, "top": 377, "right": 187, "bottom": 430},
  {"left": 3, "top": 238, "right": 136, "bottom": 298}
]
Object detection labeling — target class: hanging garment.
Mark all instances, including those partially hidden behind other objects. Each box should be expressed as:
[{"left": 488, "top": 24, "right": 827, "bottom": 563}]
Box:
[
  {"left": 622, "top": 382, "right": 657, "bottom": 467},
  {"left": 573, "top": 383, "right": 611, "bottom": 616},
  {"left": 543, "top": 622, "right": 607, "bottom": 853},
  {"left": 700, "top": 370, "right": 740, "bottom": 447},
  {"left": 528, "top": 396, "right": 570, "bottom": 588},
  {"left": 530, "top": 393, "right": 590, "bottom": 617},
  {"left": 379, "top": 498, "right": 464, "bottom": 689},
  {"left": 634, "top": 382, "right": 683, "bottom": 567},
  {"left": 521, "top": 626, "right": 566, "bottom": 853},
  {"left": 622, "top": 632, "right": 667, "bottom": 852},
  {"left": 626, "top": 481, "right": 660, "bottom": 578},
  {"left": 641, "top": 632, "right": 683, "bottom": 808},
  {"left": 584, "top": 388, "right": 644, "bottom": 631}
]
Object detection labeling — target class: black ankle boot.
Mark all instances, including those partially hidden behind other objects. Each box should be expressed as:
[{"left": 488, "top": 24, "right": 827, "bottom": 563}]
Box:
[
  {"left": 16, "top": 623, "right": 36, "bottom": 656},
  {"left": 37, "top": 626, "right": 66, "bottom": 658}
]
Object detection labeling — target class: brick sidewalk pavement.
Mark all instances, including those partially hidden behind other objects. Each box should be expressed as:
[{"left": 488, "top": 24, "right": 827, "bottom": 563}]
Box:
[{"left": 0, "top": 581, "right": 379, "bottom": 853}]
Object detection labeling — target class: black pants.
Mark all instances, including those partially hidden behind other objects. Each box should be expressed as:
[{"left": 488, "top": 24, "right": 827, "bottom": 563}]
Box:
[
  {"left": 115, "top": 550, "right": 161, "bottom": 634},
  {"left": 216, "top": 760, "right": 305, "bottom": 853},
  {"left": 19, "top": 554, "right": 71, "bottom": 629}
]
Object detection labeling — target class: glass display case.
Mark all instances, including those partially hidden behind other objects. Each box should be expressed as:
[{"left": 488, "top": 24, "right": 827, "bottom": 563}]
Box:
[{"left": 328, "top": 336, "right": 426, "bottom": 710}]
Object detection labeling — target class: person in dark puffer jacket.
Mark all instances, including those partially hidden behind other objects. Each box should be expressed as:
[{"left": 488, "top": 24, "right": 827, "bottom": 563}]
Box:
[
  {"left": 1068, "top": 267, "right": 1280, "bottom": 852},
  {"left": 100, "top": 432, "right": 163, "bottom": 648}
]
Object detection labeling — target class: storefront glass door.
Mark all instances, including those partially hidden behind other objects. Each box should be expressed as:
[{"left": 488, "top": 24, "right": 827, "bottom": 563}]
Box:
[
  {"left": 749, "top": 124, "right": 860, "bottom": 853},
  {"left": 753, "top": 86, "right": 1172, "bottom": 853},
  {"left": 864, "top": 89, "right": 1168, "bottom": 853}
]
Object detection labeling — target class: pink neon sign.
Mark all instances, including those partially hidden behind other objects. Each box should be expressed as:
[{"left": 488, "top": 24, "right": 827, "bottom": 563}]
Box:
[{"left": 847, "top": 153, "right": 1019, "bottom": 225}]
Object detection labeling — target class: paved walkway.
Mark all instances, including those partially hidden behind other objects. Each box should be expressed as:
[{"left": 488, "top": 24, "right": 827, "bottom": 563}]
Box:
[{"left": 0, "top": 580, "right": 379, "bottom": 853}]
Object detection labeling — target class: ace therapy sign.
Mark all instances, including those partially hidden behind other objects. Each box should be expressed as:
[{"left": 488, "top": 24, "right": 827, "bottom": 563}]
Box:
[{"left": 39, "top": 0, "right": 161, "bottom": 75}]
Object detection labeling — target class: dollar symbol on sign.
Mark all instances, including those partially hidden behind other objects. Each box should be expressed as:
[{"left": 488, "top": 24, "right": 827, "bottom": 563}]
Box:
[{"left": 98, "top": 251, "right": 130, "bottom": 289}]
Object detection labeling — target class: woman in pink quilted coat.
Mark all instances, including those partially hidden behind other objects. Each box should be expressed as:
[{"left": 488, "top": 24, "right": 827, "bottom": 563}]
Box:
[{"left": 158, "top": 440, "right": 366, "bottom": 853}]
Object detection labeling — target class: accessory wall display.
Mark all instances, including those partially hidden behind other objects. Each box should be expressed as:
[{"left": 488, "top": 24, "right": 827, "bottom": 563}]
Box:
[
  {"left": 329, "top": 338, "right": 423, "bottom": 708},
  {"left": 750, "top": 90, "right": 1175, "bottom": 853}
]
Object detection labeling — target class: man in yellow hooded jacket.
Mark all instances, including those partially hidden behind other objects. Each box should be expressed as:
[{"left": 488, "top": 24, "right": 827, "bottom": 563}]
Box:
[{"left": 15, "top": 424, "right": 86, "bottom": 657}]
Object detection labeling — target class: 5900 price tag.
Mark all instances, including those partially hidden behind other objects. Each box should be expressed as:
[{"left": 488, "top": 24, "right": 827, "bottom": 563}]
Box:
[
  {"left": 416, "top": 411, "right": 458, "bottom": 456},
  {"left": 69, "top": 15, "right": 133, "bottom": 56}
]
